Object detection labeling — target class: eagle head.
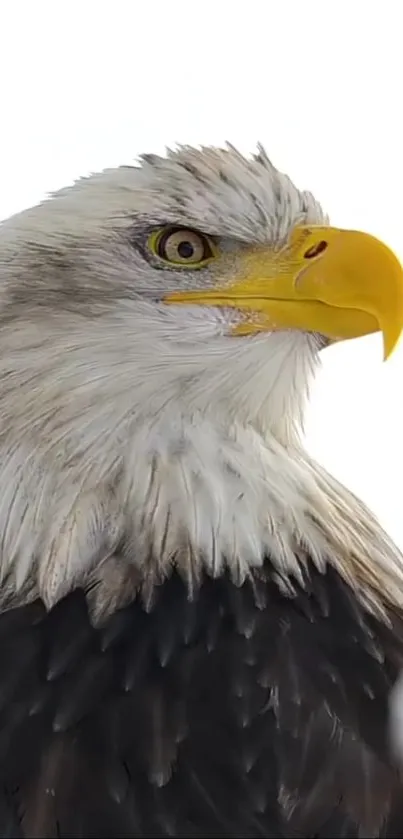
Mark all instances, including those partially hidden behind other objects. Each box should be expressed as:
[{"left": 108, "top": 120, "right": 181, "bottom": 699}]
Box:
[{"left": 0, "top": 144, "right": 402, "bottom": 620}]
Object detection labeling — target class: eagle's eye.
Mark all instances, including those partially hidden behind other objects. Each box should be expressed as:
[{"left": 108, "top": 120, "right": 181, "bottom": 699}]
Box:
[{"left": 149, "top": 226, "right": 217, "bottom": 268}]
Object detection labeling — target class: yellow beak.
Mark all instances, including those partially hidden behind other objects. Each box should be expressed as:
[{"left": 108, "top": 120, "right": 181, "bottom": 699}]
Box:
[{"left": 164, "top": 226, "right": 403, "bottom": 359}]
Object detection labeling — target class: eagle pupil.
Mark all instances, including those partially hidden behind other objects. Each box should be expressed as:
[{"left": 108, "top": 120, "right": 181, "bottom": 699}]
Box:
[{"left": 178, "top": 241, "right": 195, "bottom": 259}]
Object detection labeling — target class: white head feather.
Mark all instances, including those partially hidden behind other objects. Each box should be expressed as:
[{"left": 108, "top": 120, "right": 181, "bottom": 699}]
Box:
[{"left": 0, "top": 144, "right": 402, "bottom": 620}]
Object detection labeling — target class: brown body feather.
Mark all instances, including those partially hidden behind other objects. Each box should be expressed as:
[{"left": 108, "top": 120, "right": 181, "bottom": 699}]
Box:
[{"left": 0, "top": 558, "right": 403, "bottom": 838}]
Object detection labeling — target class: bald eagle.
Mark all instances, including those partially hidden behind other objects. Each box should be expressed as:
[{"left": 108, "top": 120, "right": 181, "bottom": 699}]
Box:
[{"left": 1, "top": 145, "right": 403, "bottom": 838}]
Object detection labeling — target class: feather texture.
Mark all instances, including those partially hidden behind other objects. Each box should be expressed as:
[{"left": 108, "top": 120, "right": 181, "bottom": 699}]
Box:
[{"left": 0, "top": 560, "right": 402, "bottom": 838}]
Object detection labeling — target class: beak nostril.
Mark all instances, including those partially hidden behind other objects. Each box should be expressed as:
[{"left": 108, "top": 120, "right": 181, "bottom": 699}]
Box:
[{"left": 304, "top": 241, "right": 328, "bottom": 260}]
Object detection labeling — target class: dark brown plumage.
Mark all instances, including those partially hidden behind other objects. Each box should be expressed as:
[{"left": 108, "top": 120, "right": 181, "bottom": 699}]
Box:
[{"left": 0, "top": 559, "right": 403, "bottom": 838}]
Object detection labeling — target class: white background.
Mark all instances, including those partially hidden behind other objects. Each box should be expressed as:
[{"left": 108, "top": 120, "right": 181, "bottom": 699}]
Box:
[{"left": 1, "top": 0, "right": 402, "bottom": 545}]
